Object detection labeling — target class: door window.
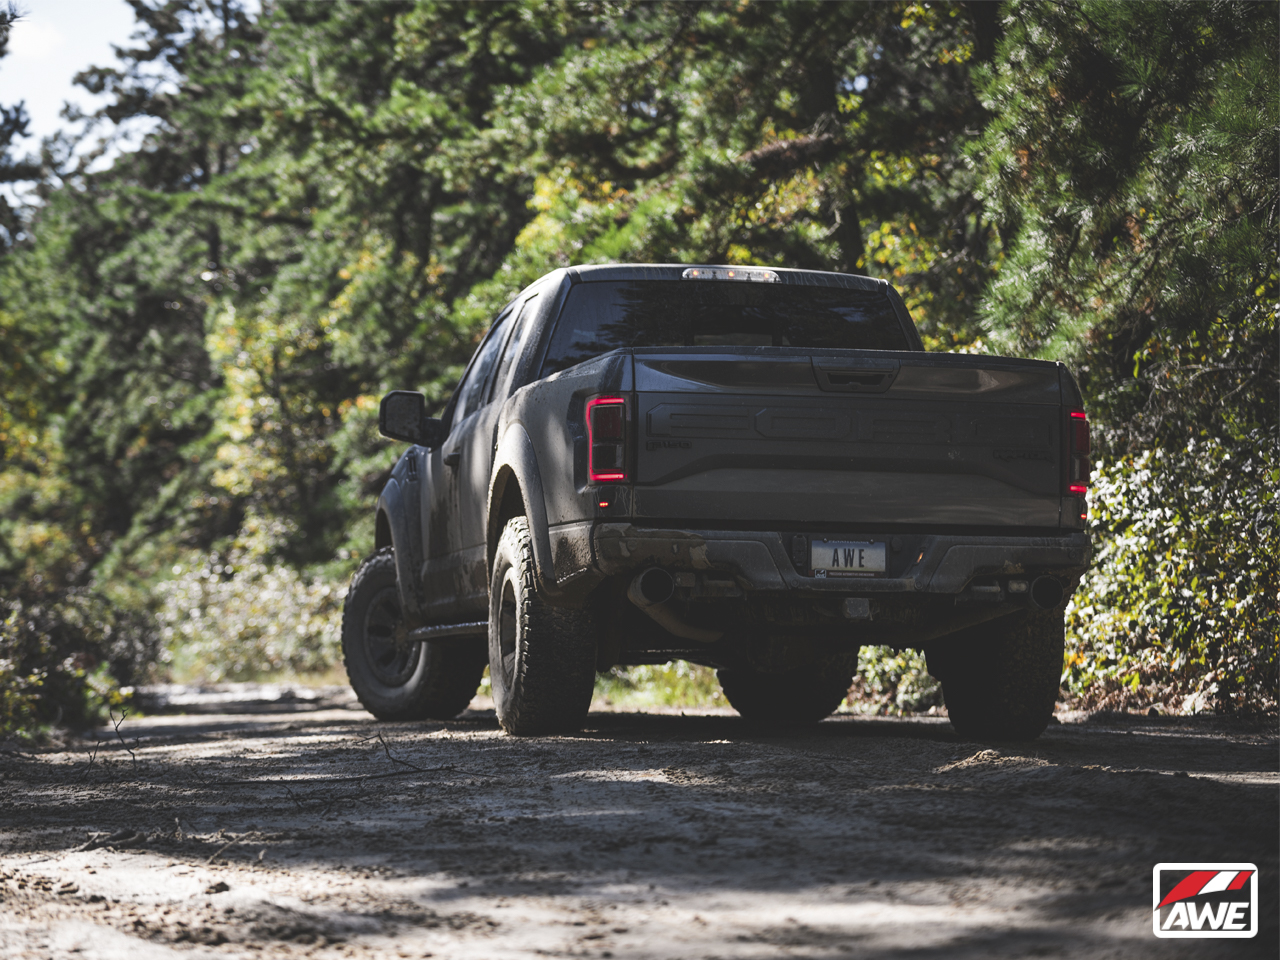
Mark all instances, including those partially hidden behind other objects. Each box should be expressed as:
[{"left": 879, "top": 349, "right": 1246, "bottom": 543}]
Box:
[
  {"left": 451, "top": 309, "right": 512, "bottom": 425},
  {"left": 491, "top": 293, "right": 539, "bottom": 402}
]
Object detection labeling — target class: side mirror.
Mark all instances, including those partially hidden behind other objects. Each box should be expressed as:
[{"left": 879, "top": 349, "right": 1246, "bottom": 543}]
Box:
[{"left": 378, "top": 391, "right": 445, "bottom": 447}]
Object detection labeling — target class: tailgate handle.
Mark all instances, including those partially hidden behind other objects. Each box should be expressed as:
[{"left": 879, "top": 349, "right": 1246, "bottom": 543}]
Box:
[{"left": 813, "top": 359, "right": 900, "bottom": 393}]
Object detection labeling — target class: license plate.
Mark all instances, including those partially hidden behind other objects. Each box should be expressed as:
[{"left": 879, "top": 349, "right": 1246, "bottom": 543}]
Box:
[{"left": 811, "top": 539, "right": 886, "bottom": 576}]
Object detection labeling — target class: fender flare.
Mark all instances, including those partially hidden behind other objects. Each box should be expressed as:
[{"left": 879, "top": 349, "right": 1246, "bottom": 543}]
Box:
[
  {"left": 488, "top": 423, "right": 561, "bottom": 600},
  {"left": 375, "top": 479, "right": 423, "bottom": 622}
]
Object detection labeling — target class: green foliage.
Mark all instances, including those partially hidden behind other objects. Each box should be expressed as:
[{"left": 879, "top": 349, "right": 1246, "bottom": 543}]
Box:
[
  {"left": 1065, "top": 441, "right": 1278, "bottom": 716},
  {"left": 0, "top": 631, "right": 42, "bottom": 738},
  {"left": 156, "top": 516, "right": 345, "bottom": 681},
  {"left": 0, "top": 2, "right": 39, "bottom": 249},
  {"left": 594, "top": 662, "right": 725, "bottom": 710},
  {"left": 4, "top": 1, "right": 1000, "bottom": 676},
  {"left": 0, "top": 0, "right": 1274, "bottom": 728},
  {"left": 971, "top": 0, "right": 1277, "bottom": 438},
  {"left": 847, "top": 646, "right": 942, "bottom": 716},
  {"left": 499, "top": 0, "right": 997, "bottom": 344},
  {"left": 0, "top": 586, "right": 159, "bottom": 740},
  {"left": 973, "top": 0, "right": 1278, "bottom": 715}
]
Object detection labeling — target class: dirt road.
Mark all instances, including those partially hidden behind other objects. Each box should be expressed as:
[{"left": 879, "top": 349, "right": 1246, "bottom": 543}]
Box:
[{"left": 2, "top": 689, "right": 1275, "bottom": 959}]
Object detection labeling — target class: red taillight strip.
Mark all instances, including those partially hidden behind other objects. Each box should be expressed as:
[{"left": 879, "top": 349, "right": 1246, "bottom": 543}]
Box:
[
  {"left": 1066, "top": 409, "right": 1090, "bottom": 497},
  {"left": 586, "top": 396, "right": 627, "bottom": 483}
]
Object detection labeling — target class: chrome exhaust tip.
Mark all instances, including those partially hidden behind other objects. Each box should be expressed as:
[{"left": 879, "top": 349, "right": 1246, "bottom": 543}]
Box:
[
  {"left": 626, "top": 567, "right": 720, "bottom": 643},
  {"left": 629, "top": 567, "right": 675, "bottom": 607}
]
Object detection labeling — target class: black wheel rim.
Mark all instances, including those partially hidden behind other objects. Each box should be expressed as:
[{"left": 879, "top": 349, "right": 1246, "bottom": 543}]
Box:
[
  {"left": 363, "top": 585, "right": 421, "bottom": 687},
  {"left": 497, "top": 574, "right": 518, "bottom": 690}
]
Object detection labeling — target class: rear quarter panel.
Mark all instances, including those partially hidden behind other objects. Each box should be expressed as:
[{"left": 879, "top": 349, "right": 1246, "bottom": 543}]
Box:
[{"left": 505, "top": 351, "right": 633, "bottom": 528}]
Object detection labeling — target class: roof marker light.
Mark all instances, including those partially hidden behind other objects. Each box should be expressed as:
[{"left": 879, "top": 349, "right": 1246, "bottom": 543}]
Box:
[{"left": 682, "top": 267, "right": 780, "bottom": 283}]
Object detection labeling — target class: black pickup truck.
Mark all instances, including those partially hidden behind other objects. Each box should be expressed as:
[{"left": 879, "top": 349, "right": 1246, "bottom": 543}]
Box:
[{"left": 343, "top": 264, "right": 1092, "bottom": 739}]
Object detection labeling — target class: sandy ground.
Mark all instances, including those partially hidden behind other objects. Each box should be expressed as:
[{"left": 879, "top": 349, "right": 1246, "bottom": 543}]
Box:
[{"left": 1, "top": 686, "right": 1275, "bottom": 959}]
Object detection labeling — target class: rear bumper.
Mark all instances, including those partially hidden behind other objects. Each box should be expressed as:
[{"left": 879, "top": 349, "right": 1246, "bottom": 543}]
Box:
[{"left": 571, "top": 523, "right": 1091, "bottom": 596}]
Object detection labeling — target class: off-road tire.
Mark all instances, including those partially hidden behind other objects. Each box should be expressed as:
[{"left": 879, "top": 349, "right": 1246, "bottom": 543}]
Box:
[
  {"left": 488, "top": 517, "right": 597, "bottom": 735},
  {"left": 926, "top": 609, "right": 1065, "bottom": 741},
  {"left": 717, "top": 650, "right": 858, "bottom": 727},
  {"left": 342, "top": 547, "right": 487, "bottom": 721}
]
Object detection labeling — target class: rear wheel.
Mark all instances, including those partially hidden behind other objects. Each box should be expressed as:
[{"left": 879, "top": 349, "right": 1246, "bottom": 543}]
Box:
[
  {"left": 718, "top": 650, "right": 858, "bottom": 727},
  {"left": 926, "top": 609, "right": 1065, "bottom": 741},
  {"left": 341, "top": 548, "right": 487, "bottom": 721},
  {"left": 488, "top": 517, "right": 598, "bottom": 735}
]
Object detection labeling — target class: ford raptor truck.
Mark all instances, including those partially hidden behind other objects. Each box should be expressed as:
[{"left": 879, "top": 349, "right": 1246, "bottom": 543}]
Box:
[{"left": 341, "top": 264, "right": 1092, "bottom": 739}]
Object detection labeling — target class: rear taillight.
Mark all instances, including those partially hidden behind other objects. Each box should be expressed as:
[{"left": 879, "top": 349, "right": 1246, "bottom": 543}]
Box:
[
  {"left": 586, "top": 396, "right": 627, "bottom": 483},
  {"left": 1067, "top": 410, "right": 1090, "bottom": 495}
]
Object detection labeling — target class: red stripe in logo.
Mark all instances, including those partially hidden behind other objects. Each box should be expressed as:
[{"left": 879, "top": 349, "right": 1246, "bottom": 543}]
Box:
[
  {"left": 1227, "top": 870, "right": 1253, "bottom": 891},
  {"left": 1158, "top": 871, "right": 1217, "bottom": 908}
]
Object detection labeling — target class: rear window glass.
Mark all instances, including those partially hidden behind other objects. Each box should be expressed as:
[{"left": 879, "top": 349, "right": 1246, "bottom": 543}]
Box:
[{"left": 541, "top": 279, "right": 909, "bottom": 376}]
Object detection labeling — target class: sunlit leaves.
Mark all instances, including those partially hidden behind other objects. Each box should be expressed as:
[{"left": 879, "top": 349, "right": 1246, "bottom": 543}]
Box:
[
  {"left": 157, "top": 517, "right": 344, "bottom": 681},
  {"left": 1065, "top": 441, "right": 1278, "bottom": 716},
  {"left": 3, "top": 0, "right": 1272, "bottom": 719},
  {"left": 971, "top": 1, "right": 1277, "bottom": 714}
]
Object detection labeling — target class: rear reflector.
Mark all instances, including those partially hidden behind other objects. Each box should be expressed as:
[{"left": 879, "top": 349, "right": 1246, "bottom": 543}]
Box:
[{"left": 587, "top": 396, "right": 628, "bottom": 483}]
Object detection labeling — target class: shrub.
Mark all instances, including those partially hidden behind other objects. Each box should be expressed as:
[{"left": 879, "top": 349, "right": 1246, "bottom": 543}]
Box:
[
  {"left": 1065, "top": 439, "right": 1279, "bottom": 716},
  {"left": 594, "top": 662, "right": 725, "bottom": 709},
  {"left": 846, "top": 646, "right": 943, "bottom": 716},
  {"left": 157, "top": 549, "right": 345, "bottom": 682},
  {"left": 0, "top": 586, "right": 159, "bottom": 739}
]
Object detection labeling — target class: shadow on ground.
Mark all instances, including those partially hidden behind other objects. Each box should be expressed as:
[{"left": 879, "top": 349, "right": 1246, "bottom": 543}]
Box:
[{"left": 1, "top": 700, "right": 1274, "bottom": 959}]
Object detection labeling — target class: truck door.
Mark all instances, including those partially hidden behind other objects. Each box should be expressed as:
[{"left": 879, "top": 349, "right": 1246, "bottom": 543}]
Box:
[
  {"left": 421, "top": 295, "right": 537, "bottom": 618},
  {"left": 420, "top": 307, "right": 514, "bottom": 618},
  {"left": 452, "top": 294, "right": 541, "bottom": 591}
]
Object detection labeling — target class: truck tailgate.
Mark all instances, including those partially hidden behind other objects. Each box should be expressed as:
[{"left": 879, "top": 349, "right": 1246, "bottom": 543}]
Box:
[{"left": 632, "top": 348, "right": 1067, "bottom": 528}]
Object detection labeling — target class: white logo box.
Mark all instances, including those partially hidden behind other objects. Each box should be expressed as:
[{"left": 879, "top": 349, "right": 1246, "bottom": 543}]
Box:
[{"left": 1153, "top": 862, "right": 1258, "bottom": 939}]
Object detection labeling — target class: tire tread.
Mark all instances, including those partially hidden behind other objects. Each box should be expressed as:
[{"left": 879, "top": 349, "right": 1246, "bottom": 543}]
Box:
[
  {"left": 717, "top": 651, "right": 857, "bottom": 727},
  {"left": 489, "top": 518, "right": 596, "bottom": 735},
  {"left": 342, "top": 547, "right": 485, "bottom": 721},
  {"left": 929, "top": 609, "right": 1064, "bottom": 741}
]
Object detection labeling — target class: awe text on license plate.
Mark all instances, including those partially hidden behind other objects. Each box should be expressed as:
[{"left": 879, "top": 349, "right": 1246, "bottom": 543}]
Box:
[{"left": 811, "top": 539, "right": 886, "bottom": 576}]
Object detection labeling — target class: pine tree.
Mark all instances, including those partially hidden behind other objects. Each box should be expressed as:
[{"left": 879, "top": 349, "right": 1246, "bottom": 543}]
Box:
[{"left": 972, "top": 0, "right": 1278, "bottom": 714}]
